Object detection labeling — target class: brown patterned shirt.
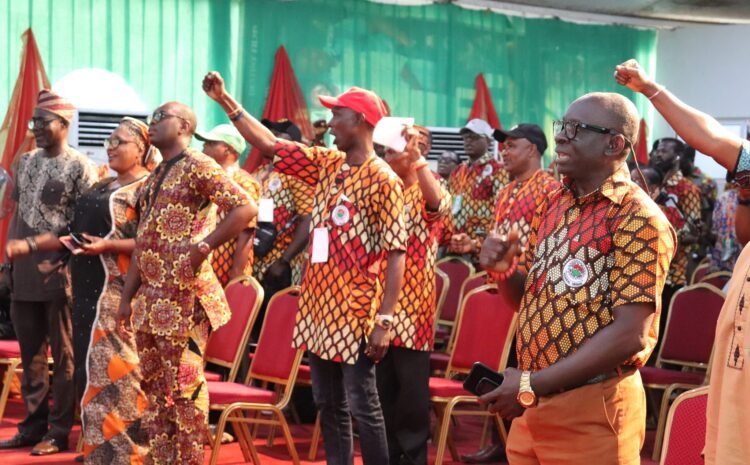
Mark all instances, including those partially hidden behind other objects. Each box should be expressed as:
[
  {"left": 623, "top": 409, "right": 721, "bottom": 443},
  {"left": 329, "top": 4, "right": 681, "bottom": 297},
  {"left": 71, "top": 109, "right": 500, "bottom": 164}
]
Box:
[
  {"left": 273, "top": 140, "right": 407, "bottom": 364},
  {"left": 661, "top": 170, "right": 702, "bottom": 287},
  {"left": 132, "top": 149, "right": 251, "bottom": 337},
  {"left": 517, "top": 165, "right": 676, "bottom": 371}
]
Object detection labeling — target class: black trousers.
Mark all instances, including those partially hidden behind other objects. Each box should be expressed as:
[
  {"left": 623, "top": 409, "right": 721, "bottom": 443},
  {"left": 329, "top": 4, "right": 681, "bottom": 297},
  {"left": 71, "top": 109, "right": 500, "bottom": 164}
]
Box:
[
  {"left": 377, "top": 346, "right": 431, "bottom": 465},
  {"left": 10, "top": 298, "right": 75, "bottom": 443}
]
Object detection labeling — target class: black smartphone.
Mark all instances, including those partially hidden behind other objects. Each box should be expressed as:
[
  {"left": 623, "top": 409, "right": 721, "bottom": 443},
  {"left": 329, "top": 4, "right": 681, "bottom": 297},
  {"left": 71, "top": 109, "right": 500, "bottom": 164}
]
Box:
[
  {"left": 463, "top": 362, "right": 505, "bottom": 396},
  {"left": 69, "top": 232, "right": 91, "bottom": 246}
]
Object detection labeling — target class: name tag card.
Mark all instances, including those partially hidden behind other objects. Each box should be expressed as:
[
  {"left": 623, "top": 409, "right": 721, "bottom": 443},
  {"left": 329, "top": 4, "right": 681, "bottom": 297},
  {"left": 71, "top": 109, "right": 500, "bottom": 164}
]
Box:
[
  {"left": 258, "top": 198, "right": 274, "bottom": 223},
  {"left": 311, "top": 227, "right": 329, "bottom": 263}
]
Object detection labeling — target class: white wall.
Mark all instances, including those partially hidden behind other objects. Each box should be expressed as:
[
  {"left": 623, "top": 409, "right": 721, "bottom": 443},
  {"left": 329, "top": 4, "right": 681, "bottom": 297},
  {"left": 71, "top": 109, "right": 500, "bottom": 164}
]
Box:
[{"left": 655, "top": 24, "right": 750, "bottom": 182}]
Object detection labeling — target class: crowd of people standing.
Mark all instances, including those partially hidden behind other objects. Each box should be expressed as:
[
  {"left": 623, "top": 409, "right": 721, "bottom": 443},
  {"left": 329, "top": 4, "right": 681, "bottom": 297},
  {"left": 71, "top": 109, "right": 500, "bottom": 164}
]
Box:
[{"left": 0, "top": 57, "right": 745, "bottom": 465}]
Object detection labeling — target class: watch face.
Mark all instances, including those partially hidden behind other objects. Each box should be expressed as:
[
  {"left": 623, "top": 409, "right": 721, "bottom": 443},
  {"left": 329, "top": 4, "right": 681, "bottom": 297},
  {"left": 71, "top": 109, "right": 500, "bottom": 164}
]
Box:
[{"left": 518, "top": 391, "right": 536, "bottom": 407}]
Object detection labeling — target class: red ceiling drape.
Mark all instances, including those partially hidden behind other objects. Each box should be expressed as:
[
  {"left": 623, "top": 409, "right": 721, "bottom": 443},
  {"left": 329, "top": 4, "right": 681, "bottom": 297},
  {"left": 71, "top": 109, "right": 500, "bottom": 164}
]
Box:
[
  {"left": 242, "top": 46, "right": 313, "bottom": 172},
  {"left": 634, "top": 119, "right": 649, "bottom": 165},
  {"left": 0, "top": 28, "right": 51, "bottom": 251},
  {"left": 467, "top": 73, "right": 501, "bottom": 129}
]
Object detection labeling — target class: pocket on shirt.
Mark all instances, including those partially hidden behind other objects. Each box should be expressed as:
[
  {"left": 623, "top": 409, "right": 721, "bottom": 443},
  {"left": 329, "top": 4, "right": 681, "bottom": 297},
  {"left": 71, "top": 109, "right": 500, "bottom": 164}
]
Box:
[{"left": 40, "top": 179, "right": 67, "bottom": 206}]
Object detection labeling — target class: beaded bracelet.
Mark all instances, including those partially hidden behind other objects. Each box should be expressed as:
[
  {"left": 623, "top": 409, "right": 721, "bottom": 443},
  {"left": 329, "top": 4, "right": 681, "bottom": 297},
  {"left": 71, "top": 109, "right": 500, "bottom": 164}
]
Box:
[
  {"left": 227, "top": 106, "right": 244, "bottom": 121},
  {"left": 494, "top": 255, "right": 519, "bottom": 281}
]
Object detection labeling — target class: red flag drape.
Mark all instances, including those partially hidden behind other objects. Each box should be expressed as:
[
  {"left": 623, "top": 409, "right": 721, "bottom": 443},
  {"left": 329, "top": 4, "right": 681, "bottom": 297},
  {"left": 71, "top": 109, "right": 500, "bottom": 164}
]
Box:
[
  {"left": 242, "top": 46, "right": 313, "bottom": 172},
  {"left": 634, "top": 119, "right": 649, "bottom": 165},
  {"left": 468, "top": 73, "right": 501, "bottom": 129},
  {"left": 0, "top": 28, "right": 51, "bottom": 251}
]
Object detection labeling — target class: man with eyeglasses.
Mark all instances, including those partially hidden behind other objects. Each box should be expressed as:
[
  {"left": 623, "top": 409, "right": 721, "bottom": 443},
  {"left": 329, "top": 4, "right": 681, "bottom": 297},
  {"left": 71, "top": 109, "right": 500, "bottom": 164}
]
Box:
[
  {"left": 0, "top": 90, "right": 98, "bottom": 456},
  {"left": 115, "top": 101, "right": 257, "bottom": 465},
  {"left": 478, "top": 93, "right": 676, "bottom": 465},
  {"left": 448, "top": 119, "right": 509, "bottom": 262}
]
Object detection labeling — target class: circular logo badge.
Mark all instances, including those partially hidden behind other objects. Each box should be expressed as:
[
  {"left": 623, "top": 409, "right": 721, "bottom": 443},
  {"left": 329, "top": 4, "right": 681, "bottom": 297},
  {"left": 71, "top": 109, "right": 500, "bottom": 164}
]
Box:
[
  {"left": 268, "top": 176, "right": 282, "bottom": 192},
  {"left": 482, "top": 164, "right": 494, "bottom": 177},
  {"left": 331, "top": 205, "right": 350, "bottom": 226},
  {"left": 562, "top": 258, "right": 588, "bottom": 288}
]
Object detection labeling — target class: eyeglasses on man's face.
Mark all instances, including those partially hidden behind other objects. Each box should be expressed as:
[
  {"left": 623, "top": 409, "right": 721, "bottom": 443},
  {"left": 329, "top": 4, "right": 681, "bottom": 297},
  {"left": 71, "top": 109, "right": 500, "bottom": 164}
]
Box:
[
  {"left": 148, "top": 110, "right": 189, "bottom": 126},
  {"left": 28, "top": 117, "right": 63, "bottom": 130},
  {"left": 553, "top": 120, "right": 621, "bottom": 140}
]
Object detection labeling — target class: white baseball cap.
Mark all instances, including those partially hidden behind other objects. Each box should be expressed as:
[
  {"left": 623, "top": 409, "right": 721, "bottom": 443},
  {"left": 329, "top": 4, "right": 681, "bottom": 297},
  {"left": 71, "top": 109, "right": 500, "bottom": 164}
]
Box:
[{"left": 460, "top": 119, "right": 494, "bottom": 138}]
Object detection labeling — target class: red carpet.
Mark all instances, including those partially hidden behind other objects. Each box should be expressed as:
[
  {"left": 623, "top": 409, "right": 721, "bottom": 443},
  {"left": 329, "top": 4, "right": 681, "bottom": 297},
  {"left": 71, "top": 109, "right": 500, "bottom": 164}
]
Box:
[{"left": 0, "top": 396, "right": 658, "bottom": 464}]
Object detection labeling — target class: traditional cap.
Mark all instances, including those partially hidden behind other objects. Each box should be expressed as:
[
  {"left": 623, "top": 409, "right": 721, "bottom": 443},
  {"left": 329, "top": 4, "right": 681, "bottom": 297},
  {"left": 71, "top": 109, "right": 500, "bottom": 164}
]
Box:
[
  {"left": 195, "top": 124, "right": 247, "bottom": 155},
  {"left": 460, "top": 119, "right": 494, "bottom": 139},
  {"left": 319, "top": 87, "right": 388, "bottom": 127},
  {"left": 494, "top": 123, "right": 548, "bottom": 155},
  {"left": 261, "top": 118, "right": 302, "bottom": 142},
  {"left": 36, "top": 89, "right": 76, "bottom": 123}
]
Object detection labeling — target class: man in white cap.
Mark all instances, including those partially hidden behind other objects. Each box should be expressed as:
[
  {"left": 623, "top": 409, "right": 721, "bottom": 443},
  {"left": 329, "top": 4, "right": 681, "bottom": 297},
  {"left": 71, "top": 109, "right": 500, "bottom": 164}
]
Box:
[
  {"left": 196, "top": 124, "right": 261, "bottom": 286},
  {"left": 448, "top": 118, "right": 509, "bottom": 262},
  {"left": 1, "top": 89, "right": 98, "bottom": 455}
]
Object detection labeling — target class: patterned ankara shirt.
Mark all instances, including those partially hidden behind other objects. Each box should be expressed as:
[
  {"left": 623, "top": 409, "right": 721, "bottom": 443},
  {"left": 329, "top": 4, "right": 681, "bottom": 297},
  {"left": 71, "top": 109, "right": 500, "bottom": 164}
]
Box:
[
  {"left": 391, "top": 177, "right": 451, "bottom": 351},
  {"left": 132, "top": 148, "right": 251, "bottom": 337},
  {"left": 273, "top": 140, "right": 407, "bottom": 364},
  {"left": 250, "top": 160, "right": 315, "bottom": 285},
  {"left": 730, "top": 140, "right": 750, "bottom": 188},
  {"left": 448, "top": 153, "right": 509, "bottom": 242},
  {"left": 517, "top": 165, "right": 676, "bottom": 372},
  {"left": 486, "top": 170, "right": 560, "bottom": 282},
  {"left": 688, "top": 166, "right": 718, "bottom": 207},
  {"left": 661, "top": 170, "right": 702, "bottom": 287},
  {"left": 211, "top": 165, "right": 261, "bottom": 287},
  {"left": 710, "top": 188, "right": 741, "bottom": 273}
]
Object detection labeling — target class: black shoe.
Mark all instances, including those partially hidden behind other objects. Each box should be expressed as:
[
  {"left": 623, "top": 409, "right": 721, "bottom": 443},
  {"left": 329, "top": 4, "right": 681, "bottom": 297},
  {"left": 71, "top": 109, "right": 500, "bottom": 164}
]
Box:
[
  {"left": 0, "top": 432, "right": 42, "bottom": 449},
  {"left": 30, "top": 437, "right": 69, "bottom": 456},
  {"left": 461, "top": 443, "right": 506, "bottom": 464}
]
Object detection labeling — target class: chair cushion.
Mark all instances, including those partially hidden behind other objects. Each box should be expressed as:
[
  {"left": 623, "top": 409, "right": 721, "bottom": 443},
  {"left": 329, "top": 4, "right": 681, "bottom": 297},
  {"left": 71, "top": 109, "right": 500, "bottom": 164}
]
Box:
[
  {"left": 207, "top": 381, "right": 276, "bottom": 405},
  {"left": 639, "top": 367, "right": 705, "bottom": 386},
  {"left": 429, "top": 377, "right": 474, "bottom": 398},
  {"left": 297, "top": 364, "right": 311, "bottom": 382},
  {"left": 204, "top": 370, "right": 222, "bottom": 382},
  {"left": 0, "top": 340, "right": 21, "bottom": 358},
  {"left": 430, "top": 352, "right": 450, "bottom": 373}
]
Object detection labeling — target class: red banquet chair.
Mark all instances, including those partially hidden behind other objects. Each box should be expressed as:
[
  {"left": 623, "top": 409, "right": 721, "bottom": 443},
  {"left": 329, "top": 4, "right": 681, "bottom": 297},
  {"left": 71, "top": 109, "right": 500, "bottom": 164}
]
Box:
[
  {"left": 689, "top": 261, "right": 710, "bottom": 284},
  {"left": 429, "top": 284, "right": 517, "bottom": 465},
  {"left": 699, "top": 271, "right": 731, "bottom": 290},
  {"left": 434, "top": 257, "right": 474, "bottom": 342},
  {"left": 431, "top": 271, "right": 487, "bottom": 374},
  {"left": 659, "top": 386, "right": 709, "bottom": 465},
  {"left": 203, "top": 275, "right": 264, "bottom": 383},
  {"left": 640, "top": 283, "right": 724, "bottom": 461},
  {"left": 206, "top": 286, "right": 303, "bottom": 465},
  {"left": 0, "top": 340, "right": 23, "bottom": 422}
]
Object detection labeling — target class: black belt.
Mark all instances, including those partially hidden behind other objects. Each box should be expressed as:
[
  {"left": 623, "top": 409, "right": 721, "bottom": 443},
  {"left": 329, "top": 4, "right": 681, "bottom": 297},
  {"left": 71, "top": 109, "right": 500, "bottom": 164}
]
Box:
[{"left": 559, "top": 366, "right": 637, "bottom": 394}]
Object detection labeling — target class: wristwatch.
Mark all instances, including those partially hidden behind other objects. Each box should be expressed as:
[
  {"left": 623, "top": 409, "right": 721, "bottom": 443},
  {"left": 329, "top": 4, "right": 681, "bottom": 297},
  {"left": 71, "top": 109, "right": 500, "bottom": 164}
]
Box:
[
  {"left": 517, "top": 371, "right": 538, "bottom": 408},
  {"left": 197, "top": 241, "right": 212, "bottom": 255},
  {"left": 374, "top": 314, "right": 394, "bottom": 330}
]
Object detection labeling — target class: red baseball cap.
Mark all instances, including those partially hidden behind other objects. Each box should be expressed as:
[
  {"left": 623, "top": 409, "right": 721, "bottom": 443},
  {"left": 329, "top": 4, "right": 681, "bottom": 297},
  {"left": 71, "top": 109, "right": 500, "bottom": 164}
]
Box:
[{"left": 319, "top": 87, "right": 388, "bottom": 127}]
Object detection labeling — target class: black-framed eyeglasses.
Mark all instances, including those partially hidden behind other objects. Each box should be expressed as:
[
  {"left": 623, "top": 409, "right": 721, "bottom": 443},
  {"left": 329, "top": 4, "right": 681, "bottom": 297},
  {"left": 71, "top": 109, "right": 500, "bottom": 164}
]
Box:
[
  {"left": 462, "top": 133, "right": 485, "bottom": 142},
  {"left": 28, "top": 117, "right": 62, "bottom": 130},
  {"left": 553, "top": 120, "right": 621, "bottom": 140},
  {"left": 103, "top": 136, "right": 136, "bottom": 150},
  {"left": 148, "top": 110, "right": 189, "bottom": 126}
]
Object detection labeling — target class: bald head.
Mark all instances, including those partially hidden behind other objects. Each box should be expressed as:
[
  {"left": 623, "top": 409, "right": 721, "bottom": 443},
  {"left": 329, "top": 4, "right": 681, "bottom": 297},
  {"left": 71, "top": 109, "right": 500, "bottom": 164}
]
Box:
[
  {"left": 570, "top": 92, "right": 640, "bottom": 158},
  {"left": 162, "top": 101, "right": 197, "bottom": 135}
]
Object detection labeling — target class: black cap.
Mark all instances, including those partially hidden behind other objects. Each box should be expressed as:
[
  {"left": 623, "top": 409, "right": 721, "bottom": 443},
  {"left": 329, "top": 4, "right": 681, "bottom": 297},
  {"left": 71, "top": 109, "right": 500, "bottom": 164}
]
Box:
[
  {"left": 493, "top": 123, "right": 547, "bottom": 155},
  {"left": 261, "top": 118, "right": 302, "bottom": 142}
]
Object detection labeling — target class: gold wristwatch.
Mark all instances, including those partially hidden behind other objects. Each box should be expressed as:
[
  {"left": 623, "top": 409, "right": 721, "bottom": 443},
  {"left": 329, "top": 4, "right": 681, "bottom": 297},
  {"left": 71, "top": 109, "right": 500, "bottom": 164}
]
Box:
[{"left": 517, "top": 371, "right": 538, "bottom": 408}]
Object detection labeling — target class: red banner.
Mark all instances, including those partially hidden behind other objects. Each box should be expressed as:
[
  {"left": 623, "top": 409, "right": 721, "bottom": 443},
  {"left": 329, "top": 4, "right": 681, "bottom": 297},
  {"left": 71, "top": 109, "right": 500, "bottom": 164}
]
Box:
[{"left": 468, "top": 73, "right": 501, "bottom": 129}]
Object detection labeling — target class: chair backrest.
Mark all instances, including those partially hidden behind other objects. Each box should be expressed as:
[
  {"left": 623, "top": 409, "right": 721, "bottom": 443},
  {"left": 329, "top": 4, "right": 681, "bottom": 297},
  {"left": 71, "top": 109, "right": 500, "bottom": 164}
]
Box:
[
  {"left": 436, "top": 257, "right": 474, "bottom": 324},
  {"left": 660, "top": 386, "right": 708, "bottom": 465},
  {"left": 447, "top": 284, "right": 517, "bottom": 376},
  {"left": 657, "top": 283, "right": 725, "bottom": 369},
  {"left": 204, "top": 275, "right": 264, "bottom": 382},
  {"left": 690, "top": 263, "right": 710, "bottom": 284},
  {"left": 434, "top": 268, "right": 450, "bottom": 326},
  {"left": 699, "top": 271, "right": 731, "bottom": 290},
  {"left": 247, "top": 286, "right": 304, "bottom": 406}
]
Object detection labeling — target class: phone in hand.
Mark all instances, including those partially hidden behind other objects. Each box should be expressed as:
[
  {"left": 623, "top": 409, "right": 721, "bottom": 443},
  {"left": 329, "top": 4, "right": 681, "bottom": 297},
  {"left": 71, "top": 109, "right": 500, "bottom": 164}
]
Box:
[
  {"left": 463, "top": 362, "right": 505, "bottom": 396},
  {"left": 69, "top": 232, "right": 91, "bottom": 247}
]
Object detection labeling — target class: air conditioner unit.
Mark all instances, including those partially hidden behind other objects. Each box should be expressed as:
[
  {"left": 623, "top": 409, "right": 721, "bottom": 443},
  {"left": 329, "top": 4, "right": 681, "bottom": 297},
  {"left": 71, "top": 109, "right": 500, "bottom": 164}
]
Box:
[{"left": 53, "top": 69, "right": 150, "bottom": 168}]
